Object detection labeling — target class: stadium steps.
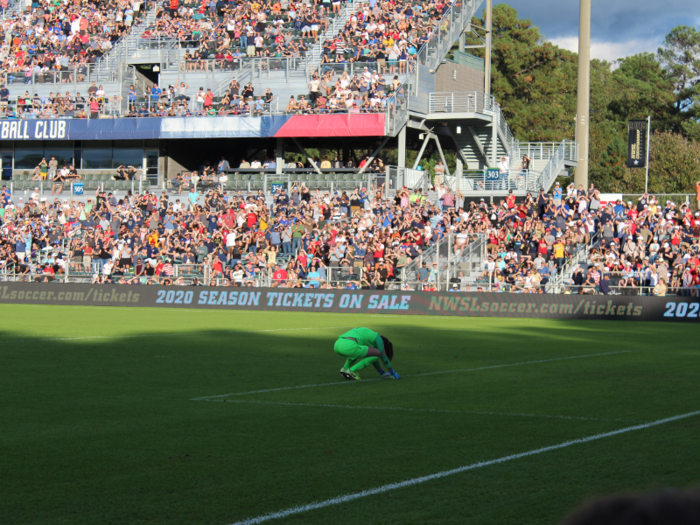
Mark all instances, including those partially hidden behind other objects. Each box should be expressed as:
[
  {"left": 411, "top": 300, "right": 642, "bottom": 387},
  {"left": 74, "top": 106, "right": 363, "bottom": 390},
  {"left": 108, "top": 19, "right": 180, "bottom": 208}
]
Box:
[
  {"left": 0, "top": 0, "right": 29, "bottom": 18},
  {"left": 92, "top": 9, "right": 158, "bottom": 82},
  {"left": 2, "top": 9, "right": 154, "bottom": 99},
  {"left": 303, "top": 3, "right": 355, "bottom": 74},
  {"left": 453, "top": 126, "right": 508, "bottom": 171}
]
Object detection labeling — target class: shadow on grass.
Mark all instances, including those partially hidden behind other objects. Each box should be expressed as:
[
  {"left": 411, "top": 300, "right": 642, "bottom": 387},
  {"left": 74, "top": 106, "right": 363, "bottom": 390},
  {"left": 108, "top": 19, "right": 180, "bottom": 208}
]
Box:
[{"left": 0, "top": 317, "right": 698, "bottom": 525}]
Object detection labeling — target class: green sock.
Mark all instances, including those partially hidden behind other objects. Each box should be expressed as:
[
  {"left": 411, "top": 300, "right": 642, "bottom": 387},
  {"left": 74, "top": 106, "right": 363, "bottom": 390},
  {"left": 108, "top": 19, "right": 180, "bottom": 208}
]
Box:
[
  {"left": 350, "top": 356, "right": 378, "bottom": 373},
  {"left": 343, "top": 358, "right": 355, "bottom": 370}
]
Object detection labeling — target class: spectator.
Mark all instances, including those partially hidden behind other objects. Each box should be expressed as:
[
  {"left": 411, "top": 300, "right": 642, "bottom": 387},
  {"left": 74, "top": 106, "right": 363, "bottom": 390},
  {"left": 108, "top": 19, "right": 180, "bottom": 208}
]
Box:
[{"left": 433, "top": 160, "right": 445, "bottom": 188}]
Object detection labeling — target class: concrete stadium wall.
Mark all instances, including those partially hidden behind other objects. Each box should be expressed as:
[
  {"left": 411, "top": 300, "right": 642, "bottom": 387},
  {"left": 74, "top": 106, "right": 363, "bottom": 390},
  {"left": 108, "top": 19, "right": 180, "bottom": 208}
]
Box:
[{"left": 436, "top": 59, "right": 485, "bottom": 93}]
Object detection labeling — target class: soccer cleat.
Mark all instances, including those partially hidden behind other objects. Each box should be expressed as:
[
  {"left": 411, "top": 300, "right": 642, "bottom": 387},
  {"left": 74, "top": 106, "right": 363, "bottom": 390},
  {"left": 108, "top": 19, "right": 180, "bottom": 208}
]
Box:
[
  {"left": 340, "top": 367, "right": 352, "bottom": 380},
  {"left": 346, "top": 370, "right": 362, "bottom": 380},
  {"left": 390, "top": 371, "right": 401, "bottom": 379},
  {"left": 379, "top": 370, "right": 392, "bottom": 379}
]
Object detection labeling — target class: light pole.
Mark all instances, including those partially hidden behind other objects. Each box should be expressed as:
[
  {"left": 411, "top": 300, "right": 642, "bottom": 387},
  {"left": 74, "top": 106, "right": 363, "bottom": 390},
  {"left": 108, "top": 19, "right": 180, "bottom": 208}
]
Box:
[
  {"left": 484, "top": 0, "right": 492, "bottom": 95},
  {"left": 574, "top": 0, "right": 591, "bottom": 188}
]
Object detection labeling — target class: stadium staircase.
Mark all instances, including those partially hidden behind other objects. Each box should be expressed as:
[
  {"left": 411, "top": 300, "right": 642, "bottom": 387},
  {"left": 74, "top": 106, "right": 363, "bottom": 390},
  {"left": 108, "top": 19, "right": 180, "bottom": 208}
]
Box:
[
  {"left": 155, "top": 2, "right": 356, "bottom": 99},
  {"left": 93, "top": 9, "right": 159, "bottom": 81},
  {"left": 0, "top": 0, "right": 28, "bottom": 17},
  {"left": 545, "top": 232, "right": 601, "bottom": 293},
  {"left": 388, "top": 0, "right": 578, "bottom": 194},
  {"left": 4, "top": 0, "right": 576, "bottom": 186},
  {"left": 400, "top": 233, "right": 486, "bottom": 290},
  {"left": 2, "top": 8, "right": 156, "bottom": 100}
]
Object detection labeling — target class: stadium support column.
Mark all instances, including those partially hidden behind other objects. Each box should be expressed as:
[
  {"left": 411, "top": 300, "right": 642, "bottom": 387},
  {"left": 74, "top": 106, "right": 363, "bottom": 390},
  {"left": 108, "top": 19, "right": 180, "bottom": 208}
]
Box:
[
  {"left": 292, "top": 138, "right": 322, "bottom": 175},
  {"left": 413, "top": 133, "right": 431, "bottom": 169},
  {"left": 398, "top": 127, "right": 406, "bottom": 169},
  {"left": 490, "top": 115, "right": 497, "bottom": 168},
  {"left": 484, "top": 0, "right": 492, "bottom": 95},
  {"left": 574, "top": 0, "right": 591, "bottom": 188},
  {"left": 275, "top": 138, "right": 284, "bottom": 175},
  {"left": 434, "top": 136, "right": 451, "bottom": 178}
]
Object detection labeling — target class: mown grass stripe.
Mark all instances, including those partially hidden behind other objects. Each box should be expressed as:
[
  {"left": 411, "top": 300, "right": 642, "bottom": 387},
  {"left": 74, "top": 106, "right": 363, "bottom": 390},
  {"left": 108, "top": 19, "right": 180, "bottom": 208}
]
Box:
[{"left": 228, "top": 410, "right": 700, "bottom": 525}]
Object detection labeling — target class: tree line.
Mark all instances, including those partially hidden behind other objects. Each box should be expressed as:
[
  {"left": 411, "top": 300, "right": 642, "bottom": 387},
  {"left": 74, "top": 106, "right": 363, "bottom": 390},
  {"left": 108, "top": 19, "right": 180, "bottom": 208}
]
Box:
[{"left": 465, "top": 4, "right": 700, "bottom": 194}]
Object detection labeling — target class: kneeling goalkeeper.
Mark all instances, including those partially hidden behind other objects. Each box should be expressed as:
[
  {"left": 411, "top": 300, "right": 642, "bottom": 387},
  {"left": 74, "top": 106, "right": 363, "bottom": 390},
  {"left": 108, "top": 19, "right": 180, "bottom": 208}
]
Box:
[{"left": 334, "top": 327, "right": 400, "bottom": 380}]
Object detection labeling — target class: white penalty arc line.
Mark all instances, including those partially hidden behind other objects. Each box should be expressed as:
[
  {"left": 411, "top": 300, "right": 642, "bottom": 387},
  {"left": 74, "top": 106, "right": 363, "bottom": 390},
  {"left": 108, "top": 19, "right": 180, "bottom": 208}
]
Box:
[
  {"left": 228, "top": 409, "right": 700, "bottom": 525},
  {"left": 0, "top": 326, "right": 354, "bottom": 345},
  {"left": 192, "top": 350, "right": 632, "bottom": 400},
  {"left": 209, "top": 399, "right": 640, "bottom": 423}
]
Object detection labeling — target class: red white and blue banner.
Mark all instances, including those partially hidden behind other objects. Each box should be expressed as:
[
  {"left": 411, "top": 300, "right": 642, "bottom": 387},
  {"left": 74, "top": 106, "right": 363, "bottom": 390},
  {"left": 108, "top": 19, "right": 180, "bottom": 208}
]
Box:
[{"left": 0, "top": 114, "right": 386, "bottom": 141}]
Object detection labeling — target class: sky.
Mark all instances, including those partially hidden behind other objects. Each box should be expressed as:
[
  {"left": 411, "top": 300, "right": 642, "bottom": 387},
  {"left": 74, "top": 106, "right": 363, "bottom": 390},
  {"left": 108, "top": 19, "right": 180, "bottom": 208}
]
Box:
[{"left": 494, "top": 1, "right": 700, "bottom": 62}]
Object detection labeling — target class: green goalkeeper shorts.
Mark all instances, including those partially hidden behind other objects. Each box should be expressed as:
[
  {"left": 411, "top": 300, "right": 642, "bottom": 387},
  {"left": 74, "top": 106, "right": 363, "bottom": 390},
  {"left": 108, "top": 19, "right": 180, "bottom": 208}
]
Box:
[{"left": 334, "top": 337, "right": 368, "bottom": 361}]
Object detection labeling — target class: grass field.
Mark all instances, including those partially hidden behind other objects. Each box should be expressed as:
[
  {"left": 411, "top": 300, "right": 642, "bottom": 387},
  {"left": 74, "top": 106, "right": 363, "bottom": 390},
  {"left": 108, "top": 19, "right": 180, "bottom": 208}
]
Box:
[{"left": 1, "top": 304, "right": 699, "bottom": 525}]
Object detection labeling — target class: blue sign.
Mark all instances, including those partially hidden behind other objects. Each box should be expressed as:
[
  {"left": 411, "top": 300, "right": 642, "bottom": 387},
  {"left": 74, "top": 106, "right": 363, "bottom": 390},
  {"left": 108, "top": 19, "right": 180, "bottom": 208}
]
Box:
[
  {"left": 271, "top": 182, "right": 285, "bottom": 193},
  {"left": 485, "top": 168, "right": 502, "bottom": 180},
  {"left": 73, "top": 183, "right": 84, "bottom": 195}
]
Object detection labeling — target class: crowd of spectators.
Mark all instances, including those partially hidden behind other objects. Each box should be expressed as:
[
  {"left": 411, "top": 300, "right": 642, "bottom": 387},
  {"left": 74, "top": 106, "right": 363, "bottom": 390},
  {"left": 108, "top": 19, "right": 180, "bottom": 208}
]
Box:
[
  {"left": 0, "top": 0, "right": 148, "bottom": 85},
  {"left": 148, "top": 0, "right": 445, "bottom": 72},
  {"left": 0, "top": 178, "right": 415, "bottom": 287},
  {"left": 0, "top": 0, "right": 424, "bottom": 118},
  {"left": 150, "top": 0, "right": 314, "bottom": 63},
  {"left": 121, "top": 68, "right": 403, "bottom": 117},
  {"left": 0, "top": 65, "right": 404, "bottom": 117},
  {"left": 141, "top": 0, "right": 449, "bottom": 71},
  {"left": 0, "top": 82, "right": 124, "bottom": 118},
  {"left": 1, "top": 168, "right": 698, "bottom": 294},
  {"left": 464, "top": 182, "right": 700, "bottom": 295},
  {"left": 317, "top": 0, "right": 444, "bottom": 73},
  {"left": 170, "top": 155, "right": 385, "bottom": 195}
]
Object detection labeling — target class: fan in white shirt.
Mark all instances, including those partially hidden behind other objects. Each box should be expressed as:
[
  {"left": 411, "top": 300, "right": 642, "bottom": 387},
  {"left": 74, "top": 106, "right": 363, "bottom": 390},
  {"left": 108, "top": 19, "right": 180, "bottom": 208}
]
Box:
[{"left": 226, "top": 231, "right": 237, "bottom": 248}]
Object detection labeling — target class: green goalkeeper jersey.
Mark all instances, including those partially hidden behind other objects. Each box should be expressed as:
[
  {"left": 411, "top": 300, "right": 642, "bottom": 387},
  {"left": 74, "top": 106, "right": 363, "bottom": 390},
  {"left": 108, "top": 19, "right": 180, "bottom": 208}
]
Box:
[
  {"left": 337, "top": 327, "right": 391, "bottom": 369},
  {"left": 338, "top": 327, "right": 381, "bottom": 348}
]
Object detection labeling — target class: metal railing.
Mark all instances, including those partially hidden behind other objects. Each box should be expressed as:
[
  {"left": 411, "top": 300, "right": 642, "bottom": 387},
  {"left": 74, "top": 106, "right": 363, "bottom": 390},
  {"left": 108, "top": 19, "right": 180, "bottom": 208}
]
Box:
[
  {"left": 1, "top": 63, "right": 111, "bottom": 87},
  {"left": 90, "top": 7, "right": 157, "bottom": 82},
  {"left": 384, "top": 85, "right": 409, "bottom": 136},
  {"left": 535, "top": 140, "right": 579, "bottom": 192},
  {"left": 428, "top": 91, "right": 496, "bottom": 115},
  {"left": 162, "top": 168, "right": 384, "bottom": 194},
  {"left": 6, "top": 177, "right": 153, "bottom": 196},
  {"left": 1, "top": 92, "right": 399, "bottom": 120},
  {"left": 545, "top": 231, "right": 601, "bottom": 293},
  {"left": 519, "top": 142, "right": 576, "bottom": 160},
  {"left": 399, "top": 233, "right": 487, "bottom": 292},
  {"left": 314, "top": 60, "right": 410, "bottom": 79},
  {"left": 428, "top": 91, "right": 518, "bottom": 156},
  {"left": 305, "top": 2, "right": 356, "bottom": 73},
  {"left": 443, "top": 234, "right": 486, "bottom": 286},
  {"left": 0, "top": 0, "right": 28, "bottom": 18},
  {"left": 451, "top": 169, "right": 540, "bottom": 193},
  {"left": 400, "top": 233, "right": 450, "bottom": 289},
  {"left": 411, "top": 0, "right": 483, "bottom": 76},
  {"left": 170, "top": 56, "right": 305, "bottom": 79},
  {"left": 385, "top": 166, "right": 427, "bottom": 191}
]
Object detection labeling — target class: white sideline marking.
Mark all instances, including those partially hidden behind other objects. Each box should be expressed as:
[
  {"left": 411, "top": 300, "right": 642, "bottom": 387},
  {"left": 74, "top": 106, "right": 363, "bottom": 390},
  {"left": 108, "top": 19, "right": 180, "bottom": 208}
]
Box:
[
  {"left": 208, "top": 399, "right": 640, "bottom": 423},
  {"left": 0, "top": 326, "right": 352, "bottom": 345},
  {"left": 227, "top": 409, "right": 700, "bottom": 525},
  {"left": 192, "top": 350, "right": 631, "bottom": 400}
]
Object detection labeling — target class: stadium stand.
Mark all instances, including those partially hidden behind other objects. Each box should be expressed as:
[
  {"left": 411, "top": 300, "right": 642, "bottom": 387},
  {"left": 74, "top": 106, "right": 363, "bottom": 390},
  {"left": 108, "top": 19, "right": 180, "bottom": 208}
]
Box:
[
  {"left": 6, "top": 0, "right": 692, "bottom": 295},
  {"left": 1, "top": 179, "right": 698, "bottom": 295},
  {"left": 0, "top": 0, "right": 150, "bottom": 88}
]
